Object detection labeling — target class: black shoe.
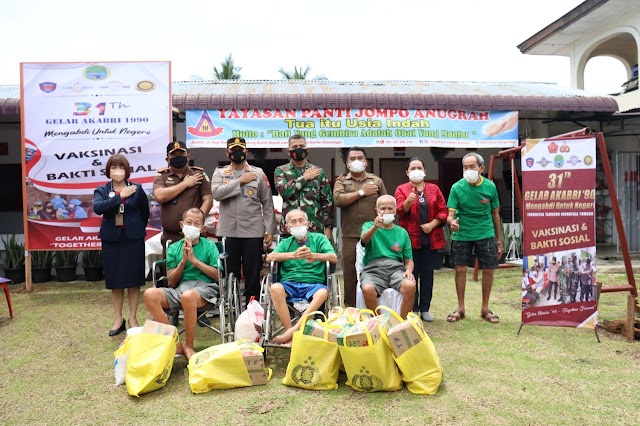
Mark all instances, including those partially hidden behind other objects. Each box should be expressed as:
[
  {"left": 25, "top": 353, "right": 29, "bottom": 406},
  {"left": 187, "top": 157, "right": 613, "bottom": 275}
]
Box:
[
  {"left": 109, "top": 320, "right": 126, "bottom": 337},
  {"left": 198, "top": 316, "right": 211, "bottom": 327}
]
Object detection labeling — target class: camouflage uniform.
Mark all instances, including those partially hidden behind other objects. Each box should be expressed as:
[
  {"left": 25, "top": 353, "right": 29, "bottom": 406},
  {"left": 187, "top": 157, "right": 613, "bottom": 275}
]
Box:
[{"left": 274, "top": 161, "right": 333, "bottom": 234}]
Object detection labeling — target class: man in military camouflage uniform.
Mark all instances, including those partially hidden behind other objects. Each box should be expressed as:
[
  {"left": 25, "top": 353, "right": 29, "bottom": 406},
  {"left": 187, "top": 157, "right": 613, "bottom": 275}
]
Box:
[
  {"left": 212, "top": 137, "right": 278, "bottom": 304},
  {"left": 274, "top": 134, "right": 333, "bottom": 240},
  {"left": 153, "top": 141, "right": 213, "bottom": 251}
]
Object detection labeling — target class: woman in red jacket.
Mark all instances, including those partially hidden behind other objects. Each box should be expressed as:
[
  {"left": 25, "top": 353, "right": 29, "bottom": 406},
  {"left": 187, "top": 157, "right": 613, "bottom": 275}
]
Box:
[{"left": 395, "top": 157, "right": 448, "bottom": 321}]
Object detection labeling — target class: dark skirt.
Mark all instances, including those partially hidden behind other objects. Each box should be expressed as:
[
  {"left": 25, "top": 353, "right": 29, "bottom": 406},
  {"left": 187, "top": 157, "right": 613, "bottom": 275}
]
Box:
[{"left": 102, "top": 233, "right": 145, "bottom": 290}]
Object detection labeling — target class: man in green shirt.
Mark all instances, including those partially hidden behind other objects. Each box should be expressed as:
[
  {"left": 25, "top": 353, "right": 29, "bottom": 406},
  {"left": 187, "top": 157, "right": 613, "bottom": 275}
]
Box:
[
  {"left": 144, "top": 208, "right": 220, "bottom": 360},
  {"left": 266, "top": 209, "right": 337, "bottom": 345},
  {"left": 446, "top": 153, "right": 503, "bottom": 324},
  {"left": 360, "top": 195, "right": 415, "bottom": 319}
]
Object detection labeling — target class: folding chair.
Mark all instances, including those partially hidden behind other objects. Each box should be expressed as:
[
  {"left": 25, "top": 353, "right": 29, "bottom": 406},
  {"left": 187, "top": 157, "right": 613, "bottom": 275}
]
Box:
[
  {"left": 151, "top": 238, "right": 242, "bottom": 343},
  {"left": 258, "top": 258, "right": 340, "bottom": 354}
]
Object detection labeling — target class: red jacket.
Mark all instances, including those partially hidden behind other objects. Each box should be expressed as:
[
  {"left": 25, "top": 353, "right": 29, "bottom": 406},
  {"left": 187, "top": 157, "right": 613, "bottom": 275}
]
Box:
[{"left": 395, "top": 182, "right": 448, "bottom": 250}]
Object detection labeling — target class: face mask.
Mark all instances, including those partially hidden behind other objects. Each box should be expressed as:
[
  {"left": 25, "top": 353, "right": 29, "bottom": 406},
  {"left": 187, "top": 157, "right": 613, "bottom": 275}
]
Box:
[
  {"left": 170, "top": 155, "right": 188, "bottom": 169},
  {"left": 382, "top": 213, "right": 395, "bottom": 225},
  {"left": 290, "top": 225, "right": 308, "bottom": 240},
  {"left": 182, "top": 225, "right": 202, "bottom": 241},
  {"left": 289, "top": 148, "right": 308, "bottom": 161},
  {"left": 408, "top": 170, "right": 425, "bottom": 182},
  {"left": 111, "top": 170, "right": 125, "bottom": 180},
  {"left": 463, "top": 170, "right": 479, "bottom": 183},
  {"left": 348, "top": 160, "right": 366, "bottom": 173},
  {"left": 228, "top": 150, "right": 246, "bottom": 164}
]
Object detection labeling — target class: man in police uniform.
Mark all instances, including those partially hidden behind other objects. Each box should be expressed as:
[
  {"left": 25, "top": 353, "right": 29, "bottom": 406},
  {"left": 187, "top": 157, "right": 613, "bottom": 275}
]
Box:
[
  {"left": 333, "top": 147, "right": 386, "bottom": 306},
  {"left": 274, "top": 134, "right": 334, "bottom": 239},
  {"left": 211, "top": 137, "right": 278, "bottom": 304},
  {"left": 153, "top": 141, "right": 213, "bottom": 250}
]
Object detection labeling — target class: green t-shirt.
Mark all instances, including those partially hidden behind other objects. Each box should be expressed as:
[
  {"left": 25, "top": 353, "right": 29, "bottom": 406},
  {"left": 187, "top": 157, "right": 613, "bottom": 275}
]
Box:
[
  {"left": 274, "top": 232, "right": 335, "bottom": 284},
  {"left": 446, "top": 176, "right": 500, "bottom": 241},
  {"left": 361, "top": 222, "right": 413, "bottom": 265},
  {"left": 167, "top": 237, "right": 219, "bottom": 283}
]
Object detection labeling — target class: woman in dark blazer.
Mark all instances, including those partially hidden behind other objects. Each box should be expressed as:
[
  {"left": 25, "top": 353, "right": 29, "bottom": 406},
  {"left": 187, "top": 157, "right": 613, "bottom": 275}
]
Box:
[
  {"left": 395, "top": 157, "right": 448, "bottom": 322},
  {"left": 94, "top": 154, "right": 149, "bottom": 336}
]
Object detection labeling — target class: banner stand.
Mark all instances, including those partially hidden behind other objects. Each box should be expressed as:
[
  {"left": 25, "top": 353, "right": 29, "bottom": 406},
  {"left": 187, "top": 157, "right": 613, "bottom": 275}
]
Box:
[{"left": 488, "top": 128, "right": 637, "bottom": 342}]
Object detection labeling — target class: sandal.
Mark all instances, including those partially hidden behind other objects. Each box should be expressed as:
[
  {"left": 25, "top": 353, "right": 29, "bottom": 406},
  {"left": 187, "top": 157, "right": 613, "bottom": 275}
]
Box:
[
  {"left": 481, "top": 310, "right": 500, "bottom": 324},
  {"left": 446, "top": 309, "right": 465, "bottom": 323}
]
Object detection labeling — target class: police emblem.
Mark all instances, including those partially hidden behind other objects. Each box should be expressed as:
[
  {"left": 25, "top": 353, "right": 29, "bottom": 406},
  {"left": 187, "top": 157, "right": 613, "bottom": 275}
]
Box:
[
  {"left": 525, "top": 157, "right": 534, "bottom": 168},
  {"left": 39, "top": 82, "right": 56, "bottom": 93},
  {"left": 248, "top": 189, "right": 254, "bottom": 196},
  {"left": 553, "top": 155, "right": 565, "bottom": 168}
]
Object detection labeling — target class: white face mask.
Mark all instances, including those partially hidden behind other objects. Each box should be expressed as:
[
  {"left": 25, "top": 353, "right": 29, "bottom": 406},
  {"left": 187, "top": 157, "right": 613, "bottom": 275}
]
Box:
[
  {"left": 382, "top": 213, "right": 395, "bottom": 225},
  {"left": 182, "top": 225, "right": 202, "bottom": 241},
  {"left": 348, "top": 160, "right": 366, "bottom": 173},
  {"left": 290, "top": 225, "right": 308, "bottom": 240},
  {"left": 463, "top": 170, "right": 479, "bottom": 183},
  {"left": 111, "top": 170, "right": 125, "bottom": 181},
  {"left": 408, "top": 170, "right": 425, "bottom": 182}
]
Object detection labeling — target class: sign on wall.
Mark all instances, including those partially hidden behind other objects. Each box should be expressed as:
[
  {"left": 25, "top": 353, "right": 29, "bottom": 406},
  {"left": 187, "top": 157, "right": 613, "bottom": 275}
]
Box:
[
  {"left": 21, "top": 62, "right": 171, "bottom": 250},
  {"left": 520, "top": 137, "right": 598, "bottom": 328},
  {"left": 186, "top": 108, "right": 518, "bottom": 148}
]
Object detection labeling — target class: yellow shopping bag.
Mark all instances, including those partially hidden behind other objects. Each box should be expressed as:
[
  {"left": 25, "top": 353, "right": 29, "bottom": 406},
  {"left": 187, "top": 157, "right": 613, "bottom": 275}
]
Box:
[
  {"left": 385, "top": 313, "right": 443, "bottom": 395},
  {"left": 283, "top": 312, "right": 341, "bottom": 390},
  {"left": 125, "top": 332, "right": 178, "bottom": 397},
  {"left": 338, "top": 314, "right": 402, "bottom": 392},
  {"left": 188, "top": 341, "right": 271, "bottom": 393}
]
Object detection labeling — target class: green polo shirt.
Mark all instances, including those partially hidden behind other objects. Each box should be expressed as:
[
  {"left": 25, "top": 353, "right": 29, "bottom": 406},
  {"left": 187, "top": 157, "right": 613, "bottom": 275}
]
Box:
[
  {"left": 167, "top": 237, "right": 219, "bottom": 282},
  {"left": 447, "top": 176, "right": 500, "bottom": 241},
  {"left": 361, "top": 222, "right": 412, "bottom": 265},
  {"left": 274, "top": 233, "right": 335, "bottom": 284}
]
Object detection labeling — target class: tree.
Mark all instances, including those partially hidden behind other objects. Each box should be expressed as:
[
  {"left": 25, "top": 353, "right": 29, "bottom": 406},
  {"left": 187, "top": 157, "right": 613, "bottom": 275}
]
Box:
[
  {"left": 213, "top": 54, "right": 242, "bottom": 80},
  {"left": 278, "top": 65, "right": 311, "bottom": 80}
]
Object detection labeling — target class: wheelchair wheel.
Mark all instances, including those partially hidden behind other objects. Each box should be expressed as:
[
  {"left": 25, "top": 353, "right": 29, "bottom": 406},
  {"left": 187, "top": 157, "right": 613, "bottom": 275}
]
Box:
[{"left": 224, "top": 272, "right": 241, "bottom": 343}]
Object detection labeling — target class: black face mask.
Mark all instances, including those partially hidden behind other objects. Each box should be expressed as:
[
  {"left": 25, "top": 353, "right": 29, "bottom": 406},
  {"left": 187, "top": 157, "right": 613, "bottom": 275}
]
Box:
[
  {"left": 169, "top": 155, "right": 188, "bottom": 169},
  {"left": 229, "top": 150, "right": 246, "bottom": 164},
  {"left": 289, "top": 148, "right": 308, "bottom": 161}
]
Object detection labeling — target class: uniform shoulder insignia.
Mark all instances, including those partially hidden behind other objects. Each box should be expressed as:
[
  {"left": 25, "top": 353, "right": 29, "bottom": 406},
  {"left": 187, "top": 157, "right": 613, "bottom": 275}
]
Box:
[
  {"left": 156, "top": 167, "right": 169, "bottom": 173},
  {"left": 191, "top": 166, "right": 204, "bottom": 170},
  {"left": 262, "top": 174, "right": 271, "bottom": 188}
]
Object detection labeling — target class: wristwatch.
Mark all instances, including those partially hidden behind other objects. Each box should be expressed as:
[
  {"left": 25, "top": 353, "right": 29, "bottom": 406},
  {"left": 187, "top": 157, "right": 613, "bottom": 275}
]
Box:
[{"left": 358, "top": 189, "right": 365, "bottom": 197}]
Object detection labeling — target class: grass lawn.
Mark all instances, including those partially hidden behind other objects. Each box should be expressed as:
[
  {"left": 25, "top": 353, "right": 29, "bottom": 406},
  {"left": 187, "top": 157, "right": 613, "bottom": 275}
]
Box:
[{"left": 1, "top": 267, "right": 638, "bottom": 426}]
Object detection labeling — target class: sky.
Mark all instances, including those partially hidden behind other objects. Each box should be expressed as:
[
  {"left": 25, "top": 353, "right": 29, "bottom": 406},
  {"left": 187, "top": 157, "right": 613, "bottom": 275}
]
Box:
[{"left": 0, "top": 0, "right": 628, "bottom": 94}]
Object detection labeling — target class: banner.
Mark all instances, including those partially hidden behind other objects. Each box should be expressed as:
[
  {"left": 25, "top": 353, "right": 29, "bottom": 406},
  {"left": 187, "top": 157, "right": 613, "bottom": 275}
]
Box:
[
  {"left": 186, "top": 109, "right": 518, "bottom": 148},
  {"left": 21, "top": 62, "right": 171, "bottom": 250},
  {"left": 520, "top": 138, "right": 598, "bottom": 328}
]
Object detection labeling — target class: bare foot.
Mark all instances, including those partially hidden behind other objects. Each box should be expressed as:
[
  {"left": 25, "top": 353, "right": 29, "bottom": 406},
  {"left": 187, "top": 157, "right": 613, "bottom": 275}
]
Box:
[
  {"left": 272, "top": 328, "right": 294, "bottom": 345},
  {"left": 176, "top": 342, "right": 184, "bottom": 356},
  {"left": 183, "top": 346, "right": 196, "bottom": 361}
]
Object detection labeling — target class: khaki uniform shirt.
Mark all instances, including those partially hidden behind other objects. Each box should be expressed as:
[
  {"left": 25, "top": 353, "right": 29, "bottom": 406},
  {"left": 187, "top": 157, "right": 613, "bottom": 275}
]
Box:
[
  {"left": 333, "top": 172, "right": 387, "bottom": 238},
  {"left": 152, "top": 166, "right": 212, "bottom": 235},
  {"left": 211, "top": 164, "right": 278, "bottom": 238}
]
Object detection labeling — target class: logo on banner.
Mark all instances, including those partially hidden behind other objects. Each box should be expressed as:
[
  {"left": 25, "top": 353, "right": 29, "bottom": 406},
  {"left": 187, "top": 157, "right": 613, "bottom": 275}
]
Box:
[
  {"left": 553, "top": 155, "right": 565, "bottom": 168},
  {"left": 560, "top": 142, "right": 571, "bottom": 153},
  {"left": 584, "top": 155, "right": 593, "bottom": 166},
  {"left": 187, "top": 110, "right": 224, "bottom": 138},
  {"left": 537, "top": 157, "right": 550, "bottom": 167},
  {"left": 547, "top": 141, "right": 559, "bottom": 153},
  {"left": 525, "top": 157, "right": 534, "bottom": 168},
  {"left": 136, "top": 80, "right": 155, "bottom": 92},
  {"left": 567, "top": 155, "right": 582, "bottom": 166},
  {"left": 83, "top": 65, "right": 110, "bottom": 80},
  {"left": 39, "top": 82, "right": 56, "bottom": 93}
]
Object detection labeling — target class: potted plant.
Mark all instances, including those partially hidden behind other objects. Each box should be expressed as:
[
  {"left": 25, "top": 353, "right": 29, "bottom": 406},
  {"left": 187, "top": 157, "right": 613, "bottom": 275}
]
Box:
[
  {"left": 31, "top": 251, "right": 54, "bottom": 283},
  {"left": 81, "top": 250, "right": 104, "bottom": 281},
  {"left": 1, "top": 234, "right": 25, "bottom": 283},
  {"left": 54, "top": 251, "right": 79, "bottom": 282}
]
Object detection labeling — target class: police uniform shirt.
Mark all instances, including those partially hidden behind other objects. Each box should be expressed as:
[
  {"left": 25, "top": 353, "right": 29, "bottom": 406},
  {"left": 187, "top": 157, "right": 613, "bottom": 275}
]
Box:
[
  {"left": 211, "top": 164, "right": 278, "bottom": 238},
  {"left": 152, "top": 166, "right": 212, "bottom": 235}
]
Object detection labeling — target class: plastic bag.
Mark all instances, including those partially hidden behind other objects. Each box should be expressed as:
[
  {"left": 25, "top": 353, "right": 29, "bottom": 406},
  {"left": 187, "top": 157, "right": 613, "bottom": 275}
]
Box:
[
  {"left": 125, "top": 332, "right": 178, "bottom": 397},
  {"left": 188, "top": 340, "right": 271, "bottom": 393},
  {"left": 234, "top": 296, "right": 264, "bottom": 342},
  {"left": 283, "top": 312, "right": 341, "bottom": 390},
  {"left": 113, "top": 327, "right": 144, "bottom": 386}
]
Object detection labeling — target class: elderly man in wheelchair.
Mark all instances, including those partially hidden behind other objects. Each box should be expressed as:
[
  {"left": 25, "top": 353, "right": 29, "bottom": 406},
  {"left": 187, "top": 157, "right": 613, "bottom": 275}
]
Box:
[
  {"left": 144, "top": 208, "right": 220, "bottom": 361},
  {"left": 265, "top": 209, "right": 337, "bottom": 345}
]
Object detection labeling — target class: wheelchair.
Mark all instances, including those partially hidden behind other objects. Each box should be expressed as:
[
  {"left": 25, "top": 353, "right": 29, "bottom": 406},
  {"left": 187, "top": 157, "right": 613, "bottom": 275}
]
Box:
[
  {"left": 151, "top": 237, "right": 242, "bottom": 343},
  {"left": 258, "top": 258, "right": 341, "bottom": 353}
]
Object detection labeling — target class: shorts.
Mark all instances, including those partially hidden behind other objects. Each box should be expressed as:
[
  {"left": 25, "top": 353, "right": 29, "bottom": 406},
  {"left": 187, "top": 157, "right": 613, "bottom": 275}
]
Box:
[
  {"left": 360, "top": 257, "right": 406, "bottom": 296},
  {"left": 161, "top": 280, "right": 219, "bottom": 312},
  {"left": 280, "top": 281, "right": 327, "bottom": 301},
  {"left": 451, "top": 238, "right": 499, "bottom": 269}
]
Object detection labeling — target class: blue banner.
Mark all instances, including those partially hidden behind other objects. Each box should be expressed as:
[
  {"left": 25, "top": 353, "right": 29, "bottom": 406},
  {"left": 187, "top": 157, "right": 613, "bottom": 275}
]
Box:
[{"left": 186, "top": 108, "right": 518, "bottom": 148}]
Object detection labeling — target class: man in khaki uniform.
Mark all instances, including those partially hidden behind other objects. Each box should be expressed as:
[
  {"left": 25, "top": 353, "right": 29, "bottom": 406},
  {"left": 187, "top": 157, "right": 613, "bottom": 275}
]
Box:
[
  {"left": 211, "top": 137, "right": 278, "bottom": 304},
  {"left": 333, "top": 147, "right": 386, "bottom": 306},
  {"left": 153, "top": 141, "right": 213, "bottom": 250}
]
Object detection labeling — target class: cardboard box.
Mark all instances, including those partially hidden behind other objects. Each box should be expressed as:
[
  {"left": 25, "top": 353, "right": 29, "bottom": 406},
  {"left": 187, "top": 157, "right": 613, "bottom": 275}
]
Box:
[
  {"left": 377, "top": 311, "right": 402, "bottom": 333},
  {"left": 241, "top": 348, "right": 268, "bottom": 385},
  {"left": 142, "top": 320, "right": 177, "bottom": 337},
  {"left": 338, "top": 316, "right": 381, "bottom": 347},
  {"left": 303, "top": 319, "right": 339, "bottom": 343},
  {"left": 387, "top": 320, "right": 423, "bottom": 357}
]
